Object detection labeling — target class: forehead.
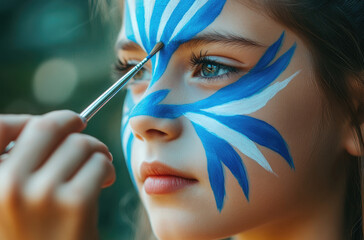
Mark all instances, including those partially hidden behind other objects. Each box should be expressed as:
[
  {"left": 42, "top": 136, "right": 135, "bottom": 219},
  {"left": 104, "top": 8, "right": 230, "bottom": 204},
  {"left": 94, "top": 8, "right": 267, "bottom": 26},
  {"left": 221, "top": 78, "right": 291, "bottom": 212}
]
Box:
[
  {"left": 123, "top": 0, "right": 227, "bottom": 50},
  {"left": 119, "top": 0, "right": 284, "bottom": 49}
]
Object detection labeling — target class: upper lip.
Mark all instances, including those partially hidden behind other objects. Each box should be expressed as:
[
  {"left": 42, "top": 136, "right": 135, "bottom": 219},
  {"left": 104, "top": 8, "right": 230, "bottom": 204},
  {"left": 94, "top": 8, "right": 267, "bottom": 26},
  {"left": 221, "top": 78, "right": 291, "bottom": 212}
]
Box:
[{"left": 140, "top": 161, "right": 197, "bottom": 182}]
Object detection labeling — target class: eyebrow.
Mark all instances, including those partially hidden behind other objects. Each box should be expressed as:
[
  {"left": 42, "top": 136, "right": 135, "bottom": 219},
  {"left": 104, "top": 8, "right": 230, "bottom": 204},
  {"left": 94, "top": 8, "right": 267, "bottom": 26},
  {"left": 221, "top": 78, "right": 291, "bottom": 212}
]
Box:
[
  {"left": 182, "top": 32, "right": 266, "bottom": 49},
  {"left": 116, "top": 32, "right": 265, "bottom": 52},
  {"left": 115, "top": 40, "right": 143, "bottom": 52}
]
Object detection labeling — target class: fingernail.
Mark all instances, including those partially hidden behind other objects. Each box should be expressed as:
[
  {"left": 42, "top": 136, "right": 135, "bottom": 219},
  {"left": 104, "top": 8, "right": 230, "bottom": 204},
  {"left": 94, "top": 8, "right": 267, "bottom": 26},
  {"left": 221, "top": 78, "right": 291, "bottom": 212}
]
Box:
[{"left": 108, "top": 152, "right": 113, "bottom": 162}]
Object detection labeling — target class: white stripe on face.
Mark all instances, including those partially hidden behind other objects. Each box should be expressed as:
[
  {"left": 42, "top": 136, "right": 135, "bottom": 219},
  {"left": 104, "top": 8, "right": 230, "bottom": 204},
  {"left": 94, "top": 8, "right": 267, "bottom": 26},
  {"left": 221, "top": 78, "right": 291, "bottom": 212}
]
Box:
[
  {"left": 185, "top": 112, "right": 274, "bottom": 173},
  {"left": 144, "top": 0, "right": 155, "bottom": 42},
  {"left": 202, "top": 71, "right": 300, "bottom": 116},
  {"left": 170, "top": 0, "right": 209, "bottom": 41},
  {"left": 156, "top": 0, "right": 180, "bottom": 42}
]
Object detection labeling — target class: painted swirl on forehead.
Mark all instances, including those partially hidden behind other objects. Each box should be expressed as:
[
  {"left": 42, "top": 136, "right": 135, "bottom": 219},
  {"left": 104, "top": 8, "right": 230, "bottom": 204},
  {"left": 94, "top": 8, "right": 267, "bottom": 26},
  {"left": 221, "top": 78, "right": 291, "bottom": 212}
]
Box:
[
  {"left": 123, "top": 0, "right": 227, "bottom": 86},
  {"left": 121, "top": 32, "right": 298, "bottom": 211}
]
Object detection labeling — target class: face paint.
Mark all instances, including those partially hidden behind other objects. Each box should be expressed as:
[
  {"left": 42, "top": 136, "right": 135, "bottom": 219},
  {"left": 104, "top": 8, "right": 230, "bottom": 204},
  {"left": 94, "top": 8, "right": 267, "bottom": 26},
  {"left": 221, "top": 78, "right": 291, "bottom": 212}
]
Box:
[
  {"left": 122, "top": 0, "right": 227, "bottom": 187},
  {"left": 122, "top": 31, "right": 298, "bottom": 211},
  {"left": 121, "top": 0, "right": 297, "bottom": 211},
  {"left": 121, "top": 91, "right": 136, "bottom": 188},
  {"left": 123, "top": 0, "right": 227, "bottom": 86}
]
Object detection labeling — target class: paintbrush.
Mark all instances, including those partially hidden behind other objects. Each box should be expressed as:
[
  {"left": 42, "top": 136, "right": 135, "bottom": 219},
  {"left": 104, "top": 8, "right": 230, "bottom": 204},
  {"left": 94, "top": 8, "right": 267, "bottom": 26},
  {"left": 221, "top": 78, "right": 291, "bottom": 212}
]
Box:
[
  {"left": 1, "top": 42, "right": 164, "bottom": 155},
  {"left": 80, "top": 41, "right": 164, "bottom": 122}
]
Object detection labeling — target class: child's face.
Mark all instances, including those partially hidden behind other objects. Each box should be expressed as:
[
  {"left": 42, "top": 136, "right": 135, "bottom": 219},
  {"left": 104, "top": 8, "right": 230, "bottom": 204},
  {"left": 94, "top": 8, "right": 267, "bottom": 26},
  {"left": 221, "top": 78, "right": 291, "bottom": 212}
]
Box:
[{"left": 118, "top": 0, "right": 347, "bottom": 239}]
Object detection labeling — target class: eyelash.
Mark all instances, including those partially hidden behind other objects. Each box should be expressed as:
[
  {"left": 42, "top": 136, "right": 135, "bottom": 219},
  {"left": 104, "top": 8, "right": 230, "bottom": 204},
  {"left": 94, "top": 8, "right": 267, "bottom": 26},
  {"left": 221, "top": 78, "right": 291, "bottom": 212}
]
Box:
[
  {"left": 189, "top": 51, "right": 240, "bottom": 81},
  {"left": 113, "top": 52, "right": 242, "bottom": 83},
  {"left": 113, "top": 59, "right": 132, "bottom": 75},
  {"left": 112, "top": 59, "right": 149, "bottom": 85}
]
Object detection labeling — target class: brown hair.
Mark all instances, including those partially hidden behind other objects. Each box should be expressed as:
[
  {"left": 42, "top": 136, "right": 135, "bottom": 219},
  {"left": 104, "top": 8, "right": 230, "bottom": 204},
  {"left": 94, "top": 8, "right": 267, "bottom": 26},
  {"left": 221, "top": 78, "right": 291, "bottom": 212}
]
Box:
[{"left": 244, "top": 0, "right": 364, "bottom": 239}]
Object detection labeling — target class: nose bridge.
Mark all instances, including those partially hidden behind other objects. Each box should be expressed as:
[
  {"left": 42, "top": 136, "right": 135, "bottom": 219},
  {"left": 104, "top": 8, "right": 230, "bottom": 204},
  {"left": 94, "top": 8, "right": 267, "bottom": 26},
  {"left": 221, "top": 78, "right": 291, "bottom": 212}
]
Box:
[
  {"left": 126, "top": 54, "right": 186, "bottom": 141},
  {"left": 145, "top": 64, "right": 175, "bottom": 96}
]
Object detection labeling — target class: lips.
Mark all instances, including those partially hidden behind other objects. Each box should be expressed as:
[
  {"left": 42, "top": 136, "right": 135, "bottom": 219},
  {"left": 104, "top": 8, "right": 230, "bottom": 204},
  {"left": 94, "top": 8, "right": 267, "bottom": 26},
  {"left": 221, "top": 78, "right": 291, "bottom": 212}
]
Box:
[{"left": 140, "top": 161, "right": 197, "bottom": 194}]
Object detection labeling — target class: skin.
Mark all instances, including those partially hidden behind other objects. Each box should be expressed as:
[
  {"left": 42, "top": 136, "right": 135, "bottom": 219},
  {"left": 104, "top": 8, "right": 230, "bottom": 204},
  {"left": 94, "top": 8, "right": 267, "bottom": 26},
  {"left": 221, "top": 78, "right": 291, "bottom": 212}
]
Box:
[
  {"left": 0, "top": 111, "right": 116, "bottom": 240},
  {"left": 118, "top": 1, "right": 358, "bottom": 240}
]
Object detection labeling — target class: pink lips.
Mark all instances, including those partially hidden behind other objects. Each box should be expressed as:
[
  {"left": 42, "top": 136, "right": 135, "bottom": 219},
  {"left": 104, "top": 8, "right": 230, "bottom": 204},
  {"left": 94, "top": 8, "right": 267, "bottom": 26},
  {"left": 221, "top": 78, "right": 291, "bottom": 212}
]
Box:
[{"left": 140, "top": 162, "right": 197, "bottom": 195}]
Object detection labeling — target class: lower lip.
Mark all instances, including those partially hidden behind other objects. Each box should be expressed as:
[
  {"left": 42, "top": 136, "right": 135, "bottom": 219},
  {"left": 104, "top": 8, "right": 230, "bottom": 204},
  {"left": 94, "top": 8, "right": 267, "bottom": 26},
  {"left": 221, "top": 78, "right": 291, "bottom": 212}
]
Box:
[{"left": 144, "top": 176, "right": 197, "bottom": 194}]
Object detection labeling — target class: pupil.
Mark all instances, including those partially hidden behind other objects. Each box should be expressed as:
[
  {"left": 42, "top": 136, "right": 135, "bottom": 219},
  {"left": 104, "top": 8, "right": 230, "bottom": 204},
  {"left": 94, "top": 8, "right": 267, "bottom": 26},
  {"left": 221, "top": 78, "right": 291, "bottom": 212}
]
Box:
[{"left": 202, "top": 63, "right": 219, "bottom": 77}]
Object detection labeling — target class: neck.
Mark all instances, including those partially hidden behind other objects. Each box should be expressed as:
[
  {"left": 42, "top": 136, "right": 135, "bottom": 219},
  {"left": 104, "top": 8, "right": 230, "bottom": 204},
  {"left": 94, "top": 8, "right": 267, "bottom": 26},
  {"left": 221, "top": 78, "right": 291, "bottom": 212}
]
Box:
[{"left": 233, "top": 180, "right": 347, "bottom": 240}]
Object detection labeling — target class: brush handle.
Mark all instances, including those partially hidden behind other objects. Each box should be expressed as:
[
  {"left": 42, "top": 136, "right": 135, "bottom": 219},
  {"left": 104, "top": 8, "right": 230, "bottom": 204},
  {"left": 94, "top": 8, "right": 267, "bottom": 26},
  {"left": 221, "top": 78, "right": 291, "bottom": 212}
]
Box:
[
  {"left": 80, "top": 57, "right": 149, "bottom": 122},
  {"left": 0, "top": 45, "right": 161, "bottom": 156}
]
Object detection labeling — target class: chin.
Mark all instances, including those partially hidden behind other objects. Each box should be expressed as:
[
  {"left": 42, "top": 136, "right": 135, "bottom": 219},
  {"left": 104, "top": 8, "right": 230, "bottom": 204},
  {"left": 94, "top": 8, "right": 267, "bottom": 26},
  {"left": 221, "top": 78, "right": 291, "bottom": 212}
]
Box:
[
  {"left": 151, "top": 223, "right": 221, "bottom": 240},
  {"left": 147, "top": 209, "right": 234, "bottom": 240}
]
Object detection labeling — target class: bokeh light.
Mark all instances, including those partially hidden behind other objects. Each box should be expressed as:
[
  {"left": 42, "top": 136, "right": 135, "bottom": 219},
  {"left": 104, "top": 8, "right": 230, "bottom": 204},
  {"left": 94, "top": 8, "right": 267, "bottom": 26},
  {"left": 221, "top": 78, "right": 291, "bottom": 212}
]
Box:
[{"left": 32, "top": 58, "right": 78, "bottom": 105}]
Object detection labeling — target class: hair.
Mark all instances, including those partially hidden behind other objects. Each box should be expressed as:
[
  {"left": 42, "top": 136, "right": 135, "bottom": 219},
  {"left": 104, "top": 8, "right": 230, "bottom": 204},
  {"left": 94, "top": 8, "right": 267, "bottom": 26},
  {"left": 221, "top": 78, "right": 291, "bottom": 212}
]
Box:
[
  {"left": 96, "top": 0, "right": 364, "bottom": 239},
  {"left": 243, "top": 1, "right": 364, "bottom": 239}
]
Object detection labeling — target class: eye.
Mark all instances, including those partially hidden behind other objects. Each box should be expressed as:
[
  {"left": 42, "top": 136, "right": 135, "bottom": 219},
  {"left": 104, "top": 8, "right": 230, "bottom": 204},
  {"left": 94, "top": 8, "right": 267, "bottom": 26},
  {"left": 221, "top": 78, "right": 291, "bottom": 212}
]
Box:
[
  {"left": 132, "top": 66, "right": 151, "bottom": 82},
  {"left": 190, "top": 52, "right": 242, "bottom": 83},
  {"left": 199, "top": 62, "right": 233, "bottom": 78},
  {"left": 113, "top": 59, "right": 151, "bottom": 84}
]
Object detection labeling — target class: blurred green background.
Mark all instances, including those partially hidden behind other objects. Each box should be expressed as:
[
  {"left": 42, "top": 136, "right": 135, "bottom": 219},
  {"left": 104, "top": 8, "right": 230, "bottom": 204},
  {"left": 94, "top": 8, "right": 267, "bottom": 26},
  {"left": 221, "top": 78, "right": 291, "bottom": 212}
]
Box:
[{"left": 0, "top": 0, "right": 138, "bottom": 239}]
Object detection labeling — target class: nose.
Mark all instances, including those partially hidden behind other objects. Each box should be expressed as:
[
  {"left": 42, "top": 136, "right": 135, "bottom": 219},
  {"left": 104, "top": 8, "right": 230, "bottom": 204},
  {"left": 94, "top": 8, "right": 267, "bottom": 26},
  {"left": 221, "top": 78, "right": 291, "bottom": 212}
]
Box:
[{"left": 129, "top": 116, "right": 183, "bottom": 142}]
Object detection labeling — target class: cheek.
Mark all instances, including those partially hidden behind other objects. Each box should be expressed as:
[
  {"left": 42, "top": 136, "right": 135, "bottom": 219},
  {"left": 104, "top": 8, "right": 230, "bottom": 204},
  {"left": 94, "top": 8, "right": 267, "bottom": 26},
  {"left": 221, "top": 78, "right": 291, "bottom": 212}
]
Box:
[
  {"left": 242, "top": 67, "right": 343, "bottom": 215},
  {"left": 256, "top": 70, "right": 324, "bottom": 172},
  {"left": 130, "top": 138, "right": 145, "bottom": 188},
  {"left": 129, "top": 82, "right": 149, "bottom": 96}
]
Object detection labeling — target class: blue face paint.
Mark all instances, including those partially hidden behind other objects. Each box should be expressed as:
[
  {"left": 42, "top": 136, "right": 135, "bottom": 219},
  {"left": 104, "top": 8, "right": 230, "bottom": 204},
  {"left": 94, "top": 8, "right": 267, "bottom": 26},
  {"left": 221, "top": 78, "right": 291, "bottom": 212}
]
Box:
[
  {"left": 123, "top": 0, "right": 227, "bottom": 86},
  {"left": 121, "top": 0, "right": 297, "bottom": 211},
  {"left": 122, "top": 0, "right": 227, "bottom": 187},
  {"left": 121, "top": 91, "right": 137, "bottom": 188}
]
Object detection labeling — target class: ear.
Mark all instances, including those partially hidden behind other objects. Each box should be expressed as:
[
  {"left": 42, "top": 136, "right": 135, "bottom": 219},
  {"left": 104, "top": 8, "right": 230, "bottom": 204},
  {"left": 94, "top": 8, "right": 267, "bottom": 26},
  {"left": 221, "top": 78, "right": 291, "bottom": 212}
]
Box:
[
  {"left": 344, "top": 129, "right": 363, "bottom": 157},
  {"left": 344, "top": 106, "right": 364, "bottom": 157}
]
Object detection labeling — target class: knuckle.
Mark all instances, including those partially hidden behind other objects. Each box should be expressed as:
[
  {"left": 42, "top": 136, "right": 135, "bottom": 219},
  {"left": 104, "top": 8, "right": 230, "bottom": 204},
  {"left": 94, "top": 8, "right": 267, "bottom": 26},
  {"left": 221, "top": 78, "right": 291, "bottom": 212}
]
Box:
[
  {"left": 93, "top": 154, "right": 115, "bottom": 184},
  {"left": 29, "top": 116, "right": 60, "bottom": 133},
  {"left": 90, "top": 137, "right": 110, "bottom": 155},
  {"left": 26, "top": 195, "right": 51, "bottom": 209},
  {"left": 46, "top": 110, "right": 79, "bottom": 121},
  {"left": 0, "top": 174, "right": 21, "bottom": 208},
  {"left": 69, "top": 134, "right": 92, "bottom": 152},
  {"left": 68, "top": 192, "right": 87, "bottom": 208},
  {"left": 94, "top": 155, "right": 111, "bottom": 171},
  {"left": 23, "top": 177, "right": 54, "bottom": 207},
  {"left": 58, "top": 109, "right": 78, "bottom": 117},
  {"left": 57, "top": 188, "right": 88, "bottom": 211},
  {"left": 55, "top": 109, "right": 76, "bottom": 116}
]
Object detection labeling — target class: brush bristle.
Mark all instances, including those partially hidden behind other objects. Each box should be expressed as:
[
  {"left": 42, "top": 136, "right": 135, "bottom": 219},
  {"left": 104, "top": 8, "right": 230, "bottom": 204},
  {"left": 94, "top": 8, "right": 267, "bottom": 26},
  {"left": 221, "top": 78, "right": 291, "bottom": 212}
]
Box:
[{"left": 147, "top": 42, "right": 164, "bottom": 59}]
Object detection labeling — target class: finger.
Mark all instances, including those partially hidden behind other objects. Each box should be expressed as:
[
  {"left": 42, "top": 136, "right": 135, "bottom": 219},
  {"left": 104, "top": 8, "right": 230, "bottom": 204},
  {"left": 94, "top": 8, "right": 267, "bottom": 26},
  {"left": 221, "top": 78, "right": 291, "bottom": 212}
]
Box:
[
  {"left": 0, "top": 114, "right": 31, "bottom": 152},
  {"left": 35, "top": 133, "right": 112, "bottom": 184},
  {"left": 7, "top": 110, "right": 85, "bottom": 175},
  {"left": 66, "top": 153, "right": 116, "bottom": 199}
]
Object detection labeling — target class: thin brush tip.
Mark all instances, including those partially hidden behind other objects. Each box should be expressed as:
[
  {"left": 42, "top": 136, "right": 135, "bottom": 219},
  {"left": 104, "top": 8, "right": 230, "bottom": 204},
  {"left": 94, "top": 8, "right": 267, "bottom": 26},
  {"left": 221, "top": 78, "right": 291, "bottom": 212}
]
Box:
[{"left": 147, "top": 42, "right": 164, "bottom": 59}]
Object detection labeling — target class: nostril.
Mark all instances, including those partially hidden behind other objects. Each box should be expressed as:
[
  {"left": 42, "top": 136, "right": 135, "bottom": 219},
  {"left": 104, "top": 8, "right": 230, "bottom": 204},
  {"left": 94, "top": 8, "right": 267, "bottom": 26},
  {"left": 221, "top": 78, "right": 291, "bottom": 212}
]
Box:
[
  {"left": 135, "top": 133, "right": 144, "bottom": 141},
  {"left": 146, "top": 129, "right": 168, "bottom": 138},
  {"left": 129, "top": 116, "right": 183, "bottom": 142}
]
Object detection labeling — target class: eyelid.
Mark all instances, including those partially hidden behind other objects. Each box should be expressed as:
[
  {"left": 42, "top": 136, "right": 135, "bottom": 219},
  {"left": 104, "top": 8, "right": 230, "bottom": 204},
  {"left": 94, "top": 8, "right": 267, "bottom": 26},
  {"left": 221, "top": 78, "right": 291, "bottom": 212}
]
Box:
[{"left": 200, "top": 56, "right": 248, "bottom": 69}]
